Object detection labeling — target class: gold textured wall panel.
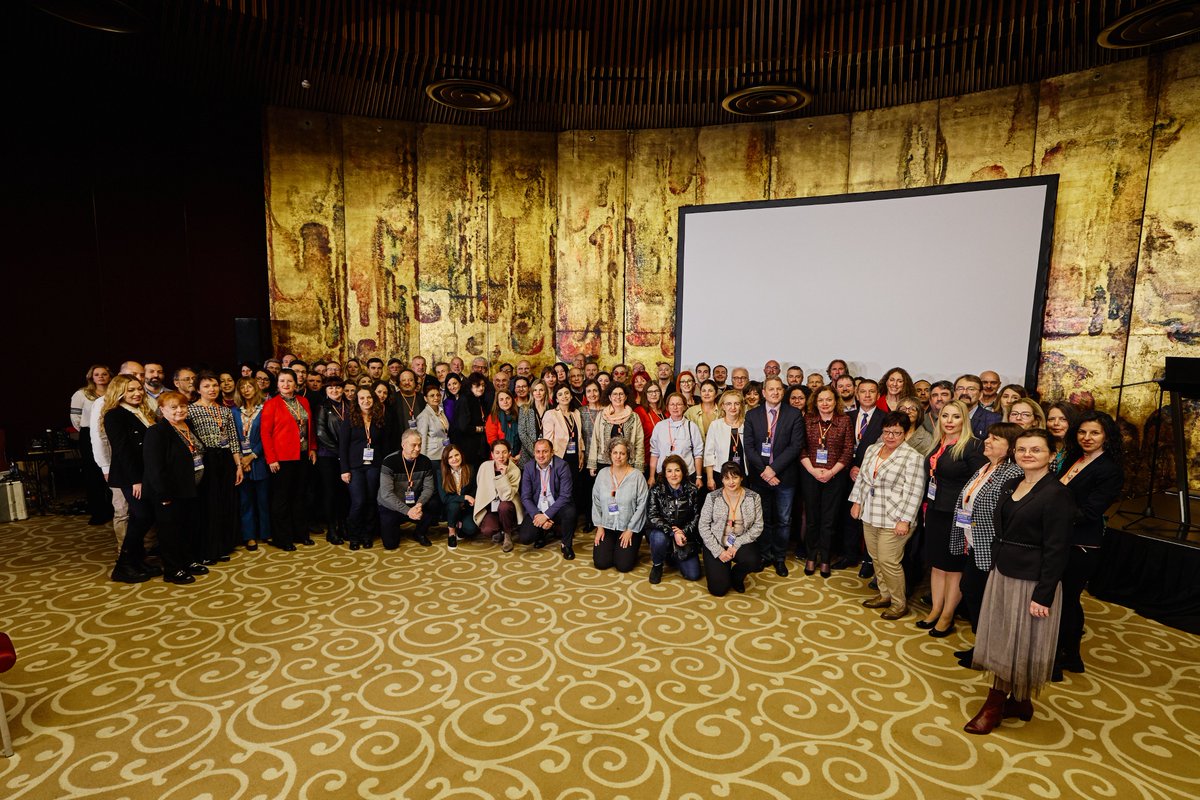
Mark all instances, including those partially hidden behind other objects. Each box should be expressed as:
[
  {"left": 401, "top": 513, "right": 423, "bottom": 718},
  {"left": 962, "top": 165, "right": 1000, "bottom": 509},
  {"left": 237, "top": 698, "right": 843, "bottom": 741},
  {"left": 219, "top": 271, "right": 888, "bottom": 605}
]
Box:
[
  {"left": 1127, "top": 47, "right": 1200, "bottom": 479},
  {"left": 937, "top": 85, "right": 1038, "bottom": 184},
  {"left": 847, "top": 100, "right": 941, "bottom": 192},
  {"left": 625, "top": 127, "right": 698, "bottom": 369},
  {"left": 696, "top": 123, "right": 772, "bottom": 205},
  {"left": 341, "top": 117, "right": 419, "bottom": 361},
  {"left": 264, "top": 108, "right": 346, "bottom": 358},
  {"left": 556, "top": 130, "right": 627, "bottom": 361},
  {"left": 1033, "top": 59, "right": 1157, "bottom": 412},
  {"left": 771, "top": 115, "right": 851, "bottom": 200},
  {"left": 487, "top": 130, "right": 558, "bottom": 364},
  {"left": 416, "top": 125, "right": 489, "bottom": 363}
]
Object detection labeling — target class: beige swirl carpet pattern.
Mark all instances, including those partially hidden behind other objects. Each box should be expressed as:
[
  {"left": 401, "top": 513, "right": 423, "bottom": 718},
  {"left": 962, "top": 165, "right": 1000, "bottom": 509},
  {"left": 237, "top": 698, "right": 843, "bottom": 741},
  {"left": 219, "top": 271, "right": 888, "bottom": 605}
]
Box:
[{"left": 1, "top": 515, "right": 1198, "bottom": 800}]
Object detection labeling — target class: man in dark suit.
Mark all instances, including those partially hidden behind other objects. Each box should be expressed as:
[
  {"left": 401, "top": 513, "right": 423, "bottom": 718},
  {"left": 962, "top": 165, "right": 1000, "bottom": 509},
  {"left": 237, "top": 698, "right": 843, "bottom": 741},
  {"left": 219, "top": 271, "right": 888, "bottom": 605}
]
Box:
[
  {"left": 956, "top": 374, "right": 1002, "bottom": 440},
  {"left": 743, "top": 377, "right": 805, "bottom": 576},
  {"left": 517, "top": 439, "right": 578, "bottom": 559},
  {"left": 838, "top": 379, "right": 885, "bottom": 573}
]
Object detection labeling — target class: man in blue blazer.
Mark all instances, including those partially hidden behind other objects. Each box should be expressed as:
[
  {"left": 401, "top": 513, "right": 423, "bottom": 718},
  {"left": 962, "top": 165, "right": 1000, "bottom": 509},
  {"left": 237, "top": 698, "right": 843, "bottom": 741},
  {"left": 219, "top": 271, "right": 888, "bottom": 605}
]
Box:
[
  {"left": 517, "top": 439, "right": 578, "bottom": 559},
  {"left": 743, "top": 377, "right": 805, "bottom": 576},
  {"left": 956, "top": 374, "right": 1002, "bottom": 440}
]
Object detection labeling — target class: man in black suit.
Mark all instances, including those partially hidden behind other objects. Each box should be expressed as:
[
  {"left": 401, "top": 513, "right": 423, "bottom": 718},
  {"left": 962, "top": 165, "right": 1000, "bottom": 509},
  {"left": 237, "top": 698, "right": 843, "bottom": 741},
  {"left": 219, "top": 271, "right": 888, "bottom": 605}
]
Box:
[
  {"left": 838, "top": 379, "right": 885, "bottom": 573},
  {"left": 956, "top": 374, "right": 1002, "bottom": 440},
  {"left": 743, "top": 377, "right": 805, "bottom": 577}
]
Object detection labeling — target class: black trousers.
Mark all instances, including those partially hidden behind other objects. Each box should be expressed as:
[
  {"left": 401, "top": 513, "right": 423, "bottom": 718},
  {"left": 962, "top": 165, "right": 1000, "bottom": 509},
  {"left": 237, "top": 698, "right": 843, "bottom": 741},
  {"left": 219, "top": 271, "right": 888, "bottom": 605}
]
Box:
[
  {"left": 959, "top": 555, "right": 991, "bottom": 632},
  {"left": 119, "top": 487, "right": 154, "bottom": 561},
  {"left": 317, "top": 455, "right": 349, "bottom": 536},
  {"left": 345, "top": 466, "right": 381, "bottom": 546},
  {"left": 802, "top": 470, "right": 848, "bottom": 564},
  {"left": 154, "top": 497, "right": 197, "bottom": 575},
  {"left": 702, "top": 541, "right": 763, "bottom": 597},
  {"left": 1057, "top": 546, "right": 1099, "bottom": 659},
  {"left": 79, "top": 428, "right": 113, "bottom": 520},
  {"left": 574, "top": 464, "right": 595, "bottom": 529},
  {"left": 378, "top": 505, "right": 434, "bottom": 549},
  {"left": 592, "top": 528, "right": 643, "bottom": 572},
  {"left": 269, "top": 460, "right": 308, "bottom": 547},
  {"left": 517, "top": 506, "right": 579, "bottom": 547}
]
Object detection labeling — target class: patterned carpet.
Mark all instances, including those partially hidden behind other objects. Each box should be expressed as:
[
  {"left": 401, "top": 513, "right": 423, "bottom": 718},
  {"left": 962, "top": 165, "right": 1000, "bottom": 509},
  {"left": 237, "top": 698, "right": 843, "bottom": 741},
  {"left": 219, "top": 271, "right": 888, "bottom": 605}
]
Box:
[{"left": 1, "top": 515, "right": 1198, "bottom": 800}]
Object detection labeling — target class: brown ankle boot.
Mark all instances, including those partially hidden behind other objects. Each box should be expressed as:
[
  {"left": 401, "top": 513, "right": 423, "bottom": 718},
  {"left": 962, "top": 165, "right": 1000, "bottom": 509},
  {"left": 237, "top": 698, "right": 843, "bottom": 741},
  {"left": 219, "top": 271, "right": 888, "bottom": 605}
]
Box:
[
  {"left": 964, "top": 688, "right": 1008, "bottom": 735},
  {"left": 1003, "top": 695, "right": 1033, "bottom": 721}
]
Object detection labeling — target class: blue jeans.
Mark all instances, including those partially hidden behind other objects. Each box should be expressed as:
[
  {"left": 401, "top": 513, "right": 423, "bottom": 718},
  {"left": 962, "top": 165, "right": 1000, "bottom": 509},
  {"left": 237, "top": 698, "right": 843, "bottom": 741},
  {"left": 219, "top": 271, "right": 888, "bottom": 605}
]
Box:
[
  {"left": 239, "top": 477, "right": 271, "bottom": 541},
  {"left": 647, "top": 528, "right": 702, "bottom": 580},
  {"left": 757, "top": 482, "right": 796, "bottom": 563}
]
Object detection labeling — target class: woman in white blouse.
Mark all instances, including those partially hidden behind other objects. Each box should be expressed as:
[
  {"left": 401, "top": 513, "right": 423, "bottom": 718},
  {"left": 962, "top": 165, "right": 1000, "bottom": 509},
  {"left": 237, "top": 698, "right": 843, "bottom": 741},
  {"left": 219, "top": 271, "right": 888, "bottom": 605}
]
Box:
[{"left": 703, "top": 390, "right": 746, "bottom": 491}]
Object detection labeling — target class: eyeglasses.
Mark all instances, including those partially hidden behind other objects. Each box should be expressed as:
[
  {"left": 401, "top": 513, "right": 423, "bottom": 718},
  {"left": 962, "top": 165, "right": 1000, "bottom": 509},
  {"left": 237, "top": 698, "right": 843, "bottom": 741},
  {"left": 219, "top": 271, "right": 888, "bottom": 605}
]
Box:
[
  {"left": 881, "top": 429, "right": 905, "bottom": 437},
  {"left": 1010, "top": 411, "right": 1035, "bottom": 419}
]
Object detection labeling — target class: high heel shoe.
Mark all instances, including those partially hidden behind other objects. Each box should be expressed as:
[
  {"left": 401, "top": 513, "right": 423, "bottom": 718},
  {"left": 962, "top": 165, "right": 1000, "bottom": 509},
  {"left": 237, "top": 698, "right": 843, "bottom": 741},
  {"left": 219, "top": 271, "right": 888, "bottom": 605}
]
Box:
[
  {"left": 915, "top": 619, "right": 937, "bottom": 630},
  {"left": 819, "top": 563, "right": 831, "bottom": 579},
  {"left": 804, "top": 560, "right": 816, "bottom": 576},
  {"left": 929, "top": 622, "right": 955, "bottom": 638},
  {"left": 1003, "top": 696, "right": 1034, "bottom": 721}
]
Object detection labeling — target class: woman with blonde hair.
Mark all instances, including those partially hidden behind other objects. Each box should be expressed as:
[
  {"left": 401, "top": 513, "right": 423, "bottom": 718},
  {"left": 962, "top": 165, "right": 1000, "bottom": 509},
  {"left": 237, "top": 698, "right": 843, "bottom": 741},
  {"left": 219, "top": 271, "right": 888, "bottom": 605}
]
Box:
[
  {"left": 101, "top": 374, "right": 158, "bottom": 582},
  {"left": 72, "top": 363, "right": 113, "bottom": 525},
  {"left": 703, "top": 390, "right": 747, "bottom": 491},
  {"left": 919, "top": 400, "right": 987, "bottom": 637},
  {"left": 232, "top": 376, "right": 270, "bottom": 551},
  {"left": 1007, "top": 398, "right": 1046, "bottom": 430}
]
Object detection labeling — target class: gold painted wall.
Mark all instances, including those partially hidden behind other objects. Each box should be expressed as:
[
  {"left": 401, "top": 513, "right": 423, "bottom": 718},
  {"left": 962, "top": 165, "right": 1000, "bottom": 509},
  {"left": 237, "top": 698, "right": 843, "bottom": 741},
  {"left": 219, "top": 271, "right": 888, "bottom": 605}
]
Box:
[{"left": 264, "top": 44, "right": 1200, "bottom": 481}]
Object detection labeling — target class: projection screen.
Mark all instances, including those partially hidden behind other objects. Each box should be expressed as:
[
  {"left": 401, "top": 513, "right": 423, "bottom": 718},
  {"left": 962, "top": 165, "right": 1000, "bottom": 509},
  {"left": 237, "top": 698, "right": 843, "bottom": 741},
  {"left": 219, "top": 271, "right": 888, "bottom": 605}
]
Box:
[{"left": 675, "top": 176, "right": 1058, "bottom": 389}]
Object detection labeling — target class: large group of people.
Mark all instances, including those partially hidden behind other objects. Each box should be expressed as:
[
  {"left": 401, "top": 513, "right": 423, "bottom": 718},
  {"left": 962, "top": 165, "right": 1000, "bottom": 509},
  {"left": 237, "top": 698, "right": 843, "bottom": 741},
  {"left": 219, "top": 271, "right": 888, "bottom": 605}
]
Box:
[{"left": 71, "top": 353, "right": 1126, "bottom": 735}]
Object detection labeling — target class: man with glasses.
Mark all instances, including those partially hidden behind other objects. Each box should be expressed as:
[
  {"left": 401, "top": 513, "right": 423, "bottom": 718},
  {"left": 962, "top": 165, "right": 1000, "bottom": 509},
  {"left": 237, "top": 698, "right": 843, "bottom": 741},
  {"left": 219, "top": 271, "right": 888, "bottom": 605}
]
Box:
[{"left": 955, "top": 373, "right": 1001, "bottom": 440}]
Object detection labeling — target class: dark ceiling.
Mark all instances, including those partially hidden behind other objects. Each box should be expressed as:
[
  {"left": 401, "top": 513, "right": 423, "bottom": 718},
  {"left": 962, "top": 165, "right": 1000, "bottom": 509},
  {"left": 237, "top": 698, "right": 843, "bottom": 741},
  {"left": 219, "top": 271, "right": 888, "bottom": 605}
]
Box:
[{"left": 11, "top": 0, "right": 1200, "bottom": 131}]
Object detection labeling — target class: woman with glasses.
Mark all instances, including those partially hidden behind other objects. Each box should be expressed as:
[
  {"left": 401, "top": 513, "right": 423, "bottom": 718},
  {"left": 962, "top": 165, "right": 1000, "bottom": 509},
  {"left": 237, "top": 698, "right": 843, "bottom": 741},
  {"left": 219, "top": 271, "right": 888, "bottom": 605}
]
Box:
[
  {"left": 232, "top": 376, "right": 270, "bottom": 551},
  {"left": 894, "top": 396, "right": 933, "bottom": 456},
  {"left": 1007, "top": 398, "right": 1046, "bottom": 430}
]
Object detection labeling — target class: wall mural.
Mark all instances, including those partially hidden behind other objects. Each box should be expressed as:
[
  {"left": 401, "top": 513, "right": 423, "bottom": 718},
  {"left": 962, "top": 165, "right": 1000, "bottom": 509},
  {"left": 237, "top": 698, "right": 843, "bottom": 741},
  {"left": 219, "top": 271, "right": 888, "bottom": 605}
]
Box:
[{"left": 264, "top": 44, "right": 1199, "bottom": 488}]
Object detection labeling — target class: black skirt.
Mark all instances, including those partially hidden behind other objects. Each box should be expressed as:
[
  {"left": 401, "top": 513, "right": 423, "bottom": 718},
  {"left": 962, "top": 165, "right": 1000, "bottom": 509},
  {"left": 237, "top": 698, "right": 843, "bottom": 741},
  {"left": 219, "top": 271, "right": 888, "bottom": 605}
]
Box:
[
  {"left": 197, "top": 452, "right": 239, "bottom": 560},
  {"left": 924, "top": 507, "right": 967, "bottom": 572}
]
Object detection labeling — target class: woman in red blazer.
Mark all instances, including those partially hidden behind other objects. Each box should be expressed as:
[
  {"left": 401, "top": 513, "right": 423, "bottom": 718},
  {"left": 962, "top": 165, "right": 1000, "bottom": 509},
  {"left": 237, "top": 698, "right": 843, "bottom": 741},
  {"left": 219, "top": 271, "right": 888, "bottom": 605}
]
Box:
[{"left": 260, "top": 369, "right": 317, "bottom": 550}]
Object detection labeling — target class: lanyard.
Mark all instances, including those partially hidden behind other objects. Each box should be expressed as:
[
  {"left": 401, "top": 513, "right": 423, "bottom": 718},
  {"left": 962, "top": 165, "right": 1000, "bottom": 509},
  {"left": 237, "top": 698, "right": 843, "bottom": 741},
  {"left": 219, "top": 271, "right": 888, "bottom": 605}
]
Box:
[
  {"left": 610, "top": 466, "right": 630, "bottom": 497},
  {"left": 929, "top": 439, "right": 955, "bottom": 476},
  {"left": 724, "top": 489, "right": 744, "bottom": 528},
  {"left": 400, "top": 392, "right": 418, "bottom": 420},
  {"left": 817, "top": 418, "right": 833, "bottom": 447},
  {"left": 871, "top": 446, "right": 893, "bottom": 481},
  {"left": 173, "top": 424, "right": 197, "bottom": 453},
  {"left": 667, "top": 418, "right": 685, "bottom": 451},
  {"left": 242, "top": 404, "right": 260, "bottom": 438},
  {"left": 962, "top": 463, "right": 994, "bottom": 506},
  {"left": 539, "top": 466, "right": 551, "bottom": 496},
  {"left": 204, "top": 404, "right": 228, "bottom": 439},
  {"left": 401, "top": 457, "right": 416, "bottom": 487},
  {"left": 364, "top": 420, "right": 373, "bottom": 447},
  {"left": 331, "top": 401, "right": 345, "bottom": 422}
]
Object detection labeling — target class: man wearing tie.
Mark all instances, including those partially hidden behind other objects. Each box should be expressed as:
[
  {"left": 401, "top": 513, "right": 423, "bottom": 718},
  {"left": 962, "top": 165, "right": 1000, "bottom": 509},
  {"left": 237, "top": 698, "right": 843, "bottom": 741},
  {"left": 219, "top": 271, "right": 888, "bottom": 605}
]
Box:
[
  {"left": 840, "top": 379, "right": 884, "bottom": 574},
  {"left": 743, "top": 377, "right": 804, "bottom": 577}
]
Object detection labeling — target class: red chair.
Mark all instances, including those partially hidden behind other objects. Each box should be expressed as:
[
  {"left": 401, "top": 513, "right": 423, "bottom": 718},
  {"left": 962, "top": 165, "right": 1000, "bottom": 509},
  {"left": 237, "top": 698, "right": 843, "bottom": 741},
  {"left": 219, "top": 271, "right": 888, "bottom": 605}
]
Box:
[{"left": 0, "top": 632, "right": 14, "bottom": 757}]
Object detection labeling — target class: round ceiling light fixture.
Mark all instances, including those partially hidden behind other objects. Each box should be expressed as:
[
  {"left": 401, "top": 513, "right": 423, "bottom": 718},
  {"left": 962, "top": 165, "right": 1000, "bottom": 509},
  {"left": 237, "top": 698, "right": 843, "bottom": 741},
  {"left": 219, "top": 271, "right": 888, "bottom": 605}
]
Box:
[
  {"left": 1098, "top": 0, "right": 1200, "bottom": 49},
  {"left": 721, "top": 84, "right": 813, "bottom": 117},
  {"left": 425, "top": 79, "right": 514, "bottom": 113}
]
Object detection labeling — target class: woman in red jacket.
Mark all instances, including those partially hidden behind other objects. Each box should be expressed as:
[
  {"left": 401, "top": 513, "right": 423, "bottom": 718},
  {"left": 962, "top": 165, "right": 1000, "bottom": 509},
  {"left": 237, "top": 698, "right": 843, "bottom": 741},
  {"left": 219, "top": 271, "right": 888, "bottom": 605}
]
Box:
[{"left": 260, "top": 369, "right": 317, "bottom": 550}]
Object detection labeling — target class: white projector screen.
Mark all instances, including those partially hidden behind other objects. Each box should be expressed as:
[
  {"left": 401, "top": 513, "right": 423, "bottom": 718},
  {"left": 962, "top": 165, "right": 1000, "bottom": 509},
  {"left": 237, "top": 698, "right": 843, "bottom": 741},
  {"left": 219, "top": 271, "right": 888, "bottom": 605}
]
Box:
[{"left": 676, "top": 177, "right": 1057, "bottom": 389}]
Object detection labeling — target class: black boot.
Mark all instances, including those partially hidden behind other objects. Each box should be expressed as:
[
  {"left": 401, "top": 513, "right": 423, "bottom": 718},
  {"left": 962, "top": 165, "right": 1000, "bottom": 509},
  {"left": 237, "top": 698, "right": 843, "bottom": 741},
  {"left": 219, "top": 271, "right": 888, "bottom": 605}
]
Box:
[{"left": 111, "top": 551, "right": 152, "bottom": 584}]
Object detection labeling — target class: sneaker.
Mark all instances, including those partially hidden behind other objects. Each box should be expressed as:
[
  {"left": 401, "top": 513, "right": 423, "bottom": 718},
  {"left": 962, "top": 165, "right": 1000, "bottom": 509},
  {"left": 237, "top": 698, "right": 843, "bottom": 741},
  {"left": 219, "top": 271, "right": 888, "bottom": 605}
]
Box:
[
  {"left": 448, "top": 533, "right": 458, "bottom": 549},
  {"left": 649, "top": 564, "right": 663, "bottom": 584}
]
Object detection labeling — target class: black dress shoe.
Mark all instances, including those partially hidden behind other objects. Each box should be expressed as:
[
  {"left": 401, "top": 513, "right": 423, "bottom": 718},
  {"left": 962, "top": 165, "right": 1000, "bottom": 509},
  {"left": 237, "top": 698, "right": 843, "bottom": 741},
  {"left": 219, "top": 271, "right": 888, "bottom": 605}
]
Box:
[
  {"left": 533, "top": 536, "right": 548, "bottom": 549},
  {"left": 954, "top": 647, "right": 975, "bottom": 660},
  {"left": 301, "top": 538, "right": 316, "bottom": 546},
  {"left": 200, "top": 558, "right": 218, "bottom": 566},
  {"left": 804, "top": 560, "right": 816, "bottom": 576},
  {"left": 562, "top": 545, "right": 575, "bottom": 560},
  {"left": 929, "top": 623, "right": 955, "bottom": 638},
  {"left": 328, "top": 535, "right": 344, "bottom": 546},
  {"left": 649, "top": 564, "right": 663, "bottom": 584},
  {"left": 915, "top": 619, "right": 936, "bottom": 630},
  {"left": 218, "top": 555, "right": 231, "bottom": 562},
  {"left": 731, "top": 574, "right": 746, "bottom": 593},
  {"left": 774, "top": 560, "right": 789, "bottom": 577},
  {"left": 186, "top": 562, "right": 209, "bottom": 576},
  {"left": 349, "top": 541, "right": 361, "bottom": 551},
  {"left": 270, "top": 540, "right": 297, "bottom": 552},
  {"left": 447, "top": 533, "right": 458, "bottom": 549},
  {"left": 111, "top": 563, "right": 153, "bottom": 584},
  {"left": 1051, "top": 663, "right": 1065, "bottom": 682},
  {"left": 1060, "top": 655, "right": 1085, "bottom": 674},
  {"left": 416, "top": 534, "right": 432, "bottom": 547},
  {"left": 858, "top": 562, "right": 875, "bottom": 579},
  {"left": 819, "top": 563, "right": 831, "bottom": 579},
  {"left": 164, "top": 570, "right": 196, "bottom": 585},
  {"left": 246, "top": 541, "right": 259, "bottom": 552}
]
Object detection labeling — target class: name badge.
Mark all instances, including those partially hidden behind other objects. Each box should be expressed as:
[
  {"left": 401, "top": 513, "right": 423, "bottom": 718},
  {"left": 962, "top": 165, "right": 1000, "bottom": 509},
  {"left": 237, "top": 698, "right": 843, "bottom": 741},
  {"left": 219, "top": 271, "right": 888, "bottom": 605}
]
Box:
[
  {"left": 926, "top": 478, "right": 937, "bottom": 501},
  {"left": 442, "top": 437, "right": 451, "bottom": 447},
  {"left": 566, "top": 440, "right": 577, "bottom": 454},
  {"left": 218, "top": 438, "right": 229, "bottom": 449},
  {"left": 362, "top": 446, "right": 374, "bottom": 464},
  {"left": 241, "top": 443, "right": 252, "bottom": 456},
  {"left": 607, "top": 501, "right": 619, "bottom": 515},
  {"left": 815, "top": 448, "right": 829, "bottom": 466},
  {"left": 192, "top": 453, "right": 204, "bottom": 472},
  {"left": 405, "top": 489, "right": 416, "bottom": 505},
  {"left": 760, "top": 440, "right": 773, "bottom": 458},
  {"left": 408, "top": 419, "right": 417, "bottom": 429},
  {"left": 490, "top": 497, "right": 501, "bottom": 512},
  {"left": 538, "top": 494, "right": 551, "bottom": 513},
  {"left": 954, "top": 508, "right": 973, "bottom": 528},
  {"left": 725, "top": 533, "right": 736, "bottom": 547}
]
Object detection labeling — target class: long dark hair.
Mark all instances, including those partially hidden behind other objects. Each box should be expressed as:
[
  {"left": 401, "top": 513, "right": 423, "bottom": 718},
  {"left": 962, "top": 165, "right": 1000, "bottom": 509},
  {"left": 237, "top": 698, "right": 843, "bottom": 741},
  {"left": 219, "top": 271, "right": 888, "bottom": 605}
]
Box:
[
  {"left": 351, "top": 387, "right": 386, "bottom": 428},
  {"left": 1065, "top": 410, "right": 1123, "bottom": 466},
  {"left": 441, "top": 444, "right": 473, "bottom": 494}
]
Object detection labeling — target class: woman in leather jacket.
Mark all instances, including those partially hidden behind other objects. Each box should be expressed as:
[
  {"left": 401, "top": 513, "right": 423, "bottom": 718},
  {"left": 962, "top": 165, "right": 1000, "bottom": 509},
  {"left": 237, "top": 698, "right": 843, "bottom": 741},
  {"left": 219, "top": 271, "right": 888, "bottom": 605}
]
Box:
[{"left": 646, "top": 454, "right": 703, "bottom": 584}]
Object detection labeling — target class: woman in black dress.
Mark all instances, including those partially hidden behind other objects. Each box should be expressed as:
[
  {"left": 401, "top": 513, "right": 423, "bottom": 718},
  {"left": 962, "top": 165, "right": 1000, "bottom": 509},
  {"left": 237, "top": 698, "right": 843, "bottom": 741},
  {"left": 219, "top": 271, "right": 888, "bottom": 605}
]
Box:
[
  {"left": 919, "top": 399, "right": 986, "bottom": 637},
  {"left": 143, "top": 391, "right": 211, "bottom": 585}
]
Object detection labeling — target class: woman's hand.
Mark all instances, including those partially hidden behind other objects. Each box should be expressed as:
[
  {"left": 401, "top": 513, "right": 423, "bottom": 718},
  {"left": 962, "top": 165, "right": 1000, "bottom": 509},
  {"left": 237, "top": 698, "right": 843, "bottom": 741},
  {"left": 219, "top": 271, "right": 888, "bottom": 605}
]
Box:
[
  {"left": 240, "top": 454, "right": 255, "bottom": 470},
  {"left": 131, "top": 483, "right": 142, "bottom": 500},
  {"left": 719, "top": 546, "right": 736, "bottom": 563},
  {"left": 465, "top": 495, "right": 475, "bottom": 506},
  {"left": 590, "top": 469, "right": 597, "bottom": 477},
  {"left": 619, "top": 529, "right": 634, "bottom": 548},
  {"left": 706, "top": 476, "right": 716, "bottom": 491},
  {"left": 269, "top": 461, "right": 281, "bottom": 473},
  {"left": 850, "top": 502, "right": 861, "bottom": 520},
  {"left": 341, "top": 472, "right": 351, "bottom": 484},
  {"left": 594, "top": 528, "right": 605, "bottom": 547},
  {"left": 233, "top": 465, "right": 244, "bottom": 486},
  {"left": 893, "top": 521, "right": 910, "bottom": 536},
  {"left": 1029, "top": 601, "right": 1050, "bottom": 618}
]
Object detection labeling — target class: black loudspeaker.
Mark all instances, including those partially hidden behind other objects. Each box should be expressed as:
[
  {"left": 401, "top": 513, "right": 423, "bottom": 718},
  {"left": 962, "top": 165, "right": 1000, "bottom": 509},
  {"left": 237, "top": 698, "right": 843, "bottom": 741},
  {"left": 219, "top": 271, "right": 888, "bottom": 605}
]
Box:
[{"left": 235, "top": 318, "right": 271, "bottom": 366}]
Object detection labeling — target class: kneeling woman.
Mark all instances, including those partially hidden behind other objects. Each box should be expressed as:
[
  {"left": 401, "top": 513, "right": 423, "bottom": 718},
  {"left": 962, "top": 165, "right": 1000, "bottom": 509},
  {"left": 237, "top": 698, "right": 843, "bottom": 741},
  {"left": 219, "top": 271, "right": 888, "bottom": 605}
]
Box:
[
  {"left": 965, "top": 428, "right": 1073, "bottom": 735},
  {"left": 472, "top": 438, "right": 523, "bottom": 551},
  {"left": 591, "top": 436, "right": 649, "bottom": 572},
  {"left": 698, "top": 462, "right": 763, "bottom": 596},
  {"left": 646, "top": 454, "right": 702, "bottom": 584}
]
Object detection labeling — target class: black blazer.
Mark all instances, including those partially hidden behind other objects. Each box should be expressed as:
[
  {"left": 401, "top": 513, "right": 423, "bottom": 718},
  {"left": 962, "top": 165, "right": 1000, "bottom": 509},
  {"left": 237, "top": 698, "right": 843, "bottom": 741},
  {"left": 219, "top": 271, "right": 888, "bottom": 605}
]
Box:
[
  {"left": 969, "top": 406, "right": 1003, "bottom": 441},
  {"left": 105, "top": 406, "right": 150, "bottom": 489},
  {"left": 142, "top": 420, "right": 202, "bottom": 503},
  {"left": 1062, "top": 453, "right": 1124, "bottom": 548},
  {"left": 848, "top": 406, "right": 885, "bottom": 466},
  {"left": 925, "top": 438, "right": 987, "bottom": 513},
  {"left": 744, "top": 403, "right": 805, "bottom": 484},
  {"left": 338, "top": 417, "right": 387, "bottom": 472},
  {"left": 992, "top": 473, "right": 1075, "bottom": 606}
]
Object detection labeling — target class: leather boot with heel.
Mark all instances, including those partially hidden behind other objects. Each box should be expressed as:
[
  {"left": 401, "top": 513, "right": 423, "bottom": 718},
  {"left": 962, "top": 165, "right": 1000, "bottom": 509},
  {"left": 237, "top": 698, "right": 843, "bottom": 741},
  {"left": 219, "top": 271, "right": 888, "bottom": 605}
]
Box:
[{"left": 964, "top": 688, "right": 1008, "bottom": 735}]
